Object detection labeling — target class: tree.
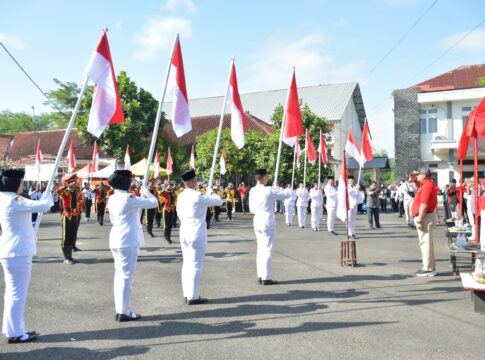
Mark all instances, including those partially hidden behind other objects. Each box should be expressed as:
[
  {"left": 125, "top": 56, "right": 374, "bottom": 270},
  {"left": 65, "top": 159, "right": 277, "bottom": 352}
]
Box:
[
  {"left": 43, "top": 78, "right": 83, "bottom": 128},
  {"left": 0, "top": 110, "right": 50, "bottom": 134},
  {"left": 362, "top": 149, "right": 395, "bottom": 186},
  {"left": 477, "top": 77, "right": 485, "bottom": 87}
]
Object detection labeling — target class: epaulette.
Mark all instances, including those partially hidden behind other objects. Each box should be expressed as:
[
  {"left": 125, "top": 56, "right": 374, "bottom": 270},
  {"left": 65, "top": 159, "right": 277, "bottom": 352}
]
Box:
[
  {"left": 129, "top": 194, "right": 135, "bottom": 199},
  {"left": 15, "top": 195, "right": 23, "bottom": 202}
]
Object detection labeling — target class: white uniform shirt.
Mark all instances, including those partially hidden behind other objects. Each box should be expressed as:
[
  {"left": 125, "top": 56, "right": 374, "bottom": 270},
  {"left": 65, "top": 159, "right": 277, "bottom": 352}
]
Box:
[
  {"left": 399, "top": 182, "right": 416, "bottom": 201},
  {"left": 324, "top": 184, "right": 338, "bottom": 208},
  {"left": 0, "top": 192, "right": 52, "bottom": 259},
  {"left": 295, "top": 188, "right": 309, "bottom": 207},
  {"left": 177, "top": 188, "right": 223, "bottom": 244},
  {"left": 108, "top": 189, "right": 158, "bottom": 249},
  {"left": 82, "top": 188, "right": 94, "bottom": 201},
  {"left": 283, "top": 189, "right": 297, "bottom": 206},
  {"left": 249, "top": 185, "right": 291, "bottom": 230},
  {"left": 347, "top": 185, "right": 363, "bottom": 210},
  {"left": 309, "top": 188, "right": 323, "bottom": 208}
]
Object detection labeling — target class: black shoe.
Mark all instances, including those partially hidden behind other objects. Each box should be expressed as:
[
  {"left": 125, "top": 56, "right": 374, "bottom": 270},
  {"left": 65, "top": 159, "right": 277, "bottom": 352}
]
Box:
[
  {"left": 70, "top": 258, "right": 79, "bottom": 264},
  {"left": 116, "top": 312, "right": 141, "bottom": 322},
  {"left": 26, "top": 331, "right": 37, "bottom": 336},
  {"left": 186, "top": 297, "right": 208, "bottom": 305},
  {"left": 258, "top": 277, "right": 262, "bottom": 284},
  {"left": 262, "top": 279, "right": 278, "bottom": 286},
  {"left": 149, "top": 233, "right": 155, "bottom": 238},
  {"left": 351, "top": 234, "right": 358, "bottom": 239},
  {"left": 73, "top": 247, "right": 82, "bottom": 252},
  {"left": 376, "top": 226, "right": 382, "bottom": 229},
  {"left": 332, "top": 231, "right": 338, "bottom": 235},
  {"left": 8, "top": 333, "right": 37, "bottom": 344}
]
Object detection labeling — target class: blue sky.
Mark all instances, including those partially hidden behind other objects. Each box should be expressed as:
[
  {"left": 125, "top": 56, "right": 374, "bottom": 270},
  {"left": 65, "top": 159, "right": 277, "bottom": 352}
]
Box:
[{"left": 2, "top": 0, "right": 485, "bottom": 155}]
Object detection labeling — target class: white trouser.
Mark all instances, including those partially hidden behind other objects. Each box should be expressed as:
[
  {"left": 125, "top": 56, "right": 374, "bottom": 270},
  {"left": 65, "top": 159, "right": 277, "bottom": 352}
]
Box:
[
  {"left": 1, "top": 256, "right": 32, "bottom": 338},
  {"left": 404, "top": 199, "right": 413, "bottom": 224},
  {"left": 111, "top": 247, "right": 139, "bottom": 316},
  {"left": 285, "top": 204, "right": 295, "bottom": 225},
  {"left": 297, "top": 206, "right": 307, "bottom": 227},
  {"left": 467, "top": 208, "right": 476, "bottom": 239},
  {"left": 348, "top": 207, "right": 357, "bottom": 235},
  {"left": 254, "top": 227, "right": 275, "bottom": 280},
  {"left": 181, "top": 240, "right": 207, "bottom": 301},
  {"left": 311, "top": 206, "right": 322, "bottom": 230},
  {"left": 327, "top": 206, "right": 336, "bottom": 232}
]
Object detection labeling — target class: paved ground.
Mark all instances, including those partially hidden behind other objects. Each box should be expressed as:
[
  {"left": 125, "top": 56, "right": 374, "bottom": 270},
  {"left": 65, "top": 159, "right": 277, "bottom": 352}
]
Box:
[{"left": 0, "top": 209, "right": 483, "bottom": 360}]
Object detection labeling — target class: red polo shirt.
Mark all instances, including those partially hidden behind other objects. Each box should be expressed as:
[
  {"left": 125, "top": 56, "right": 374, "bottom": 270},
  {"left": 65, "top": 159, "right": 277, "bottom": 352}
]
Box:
[{"left": 412, "top": 178, "right": 437, "bottom": 216}]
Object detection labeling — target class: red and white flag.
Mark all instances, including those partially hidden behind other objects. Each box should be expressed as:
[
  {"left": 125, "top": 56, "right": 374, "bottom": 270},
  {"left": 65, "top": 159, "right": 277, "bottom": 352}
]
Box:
[
  {"left": 219, "top": 150, "right": 227, "bottom": 175},
  {"left": 295, "top": 137, "right": 302, "bottom": 168},
  {"left": 317, "top": 129, "right": 328, "bottom": 168},
  {"left": 282, "top": 69, "right": 304, "bottom": 147},
  {"left": 361, "top": 121, "right": 373, "bottom": 164},
  {"left": 166, "top": 147, "right": 173, "bottom": 175},
  {"left": 305, "top": 130, "right": 317, "bottom": 165},
  {"left": 154, "top": 151, "right": 160, "bottom": 178},
  {"left": 167, "top": 36, "right": 191, "bottom": 137},
  {"left": 91, "top": 141, "right": 99, "bottom": 172},
  {"left": 85, "top": 30, "right": 125, "bottom": 138},
  {"left": 336, "top": 154, "right": 348, "bottom": 222},
  {"left": 124, "top": 145, "right": 131, "bottom": 170},
  {"left": 345, "top": 129, "right": 363, "bottom": 166},
  {"left": 67, "top": 141, "right": 76, "bottom": 174},
  {"left": 189, "top": 145, "right": 195, "bottom": 170},
  {"left": 226, "top": 62, "right": 247, "bottom": 149},
  {"left": 35, "top": 139, "right": 43, "bottom": 176}
]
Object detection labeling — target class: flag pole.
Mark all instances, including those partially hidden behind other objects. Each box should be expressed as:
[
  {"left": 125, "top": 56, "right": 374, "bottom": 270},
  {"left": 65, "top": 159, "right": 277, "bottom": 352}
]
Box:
[
  {"left": 143, "top": 33, "right": 178, "bottom": 189},
  {"left": 474, "top": 137, "right": 479, "bottom": 244},
  {"left": 318, "top": 130, "right": 322, "bottom": 191},
  {"left": 303, "top": 129, "right": 308, "bottom": 187},
  {"left": 291, "top": 145, "right": 297, "bottom": 186},
  {"left": 459, "top": 158, "right": 463, "bottom": 220},
  {"left": 208, "top": 57, "right": 233, "bottom": 188},
  {"left": 273, "top": 67, "right": 295, "bottom": 187},
  {"left": 33, "top": 76, "right": 90, "bottom": 235}
]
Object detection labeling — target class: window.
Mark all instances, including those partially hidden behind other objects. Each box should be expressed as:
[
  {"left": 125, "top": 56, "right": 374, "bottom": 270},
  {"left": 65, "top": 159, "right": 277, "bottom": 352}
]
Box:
[
  {"left": 428, "top": 118, "right": 437, "bottom": 133},
  {"left": 428, "top": 108, "right": 438, "bottom": 114},
  {"left": 420, "top": 118, "right": 427, "bottom": 134},
  {"left": 462, "top": 106, "right": 472, "bottom": 112},
  {"left": 420, "top": 109, "right": 426, "bottom": 115},
  {"left": 463, "top": 116, "right": 468, "bottom": 129}
]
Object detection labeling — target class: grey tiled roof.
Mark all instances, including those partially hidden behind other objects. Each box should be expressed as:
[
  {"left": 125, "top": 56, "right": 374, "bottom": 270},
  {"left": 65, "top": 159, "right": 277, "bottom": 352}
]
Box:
[
  {"left": 347, "top": 156, "right": 390, "bottom": 170},
  {"left": 163, "top": 82, "right": 366, "bottom": 125}
]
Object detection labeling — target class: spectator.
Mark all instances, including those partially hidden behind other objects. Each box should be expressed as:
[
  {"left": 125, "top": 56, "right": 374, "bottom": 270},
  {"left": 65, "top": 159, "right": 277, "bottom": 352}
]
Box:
[{"left": 366, "top": 181, "right": 381, "bottom": 229}]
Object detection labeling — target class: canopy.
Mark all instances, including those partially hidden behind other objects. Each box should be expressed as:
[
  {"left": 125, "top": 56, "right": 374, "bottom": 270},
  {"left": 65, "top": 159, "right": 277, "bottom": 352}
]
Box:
[
  {"left": 130, "top": 158, "right": 167, "bottom": 177},
  {"left": 73, "top": 164, "right": 92, "bottom": 179},
  {"left": 89, "top": 161, "right": 122, "bottom": 179}
]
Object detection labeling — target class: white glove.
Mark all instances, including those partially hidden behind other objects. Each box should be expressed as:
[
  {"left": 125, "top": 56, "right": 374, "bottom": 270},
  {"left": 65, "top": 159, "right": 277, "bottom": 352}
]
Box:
[
  {"left": 141, "top": 186, "right": 149, "bottom": 197},
  {"left": 206, "top": 187, "right": 213, "bottom": 195},
  {"left": 43, "top": 195, "right": 54, "bottom": 206}
]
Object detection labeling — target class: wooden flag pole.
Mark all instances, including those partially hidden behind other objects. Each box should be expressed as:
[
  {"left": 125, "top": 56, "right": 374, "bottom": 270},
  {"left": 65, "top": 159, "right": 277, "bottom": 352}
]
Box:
[
  {"left": 33, "top": 76, "right": 90, "bottom": 235},
  {"left": 143, "top": 33, "right": 178, "bottom": 189},
  {"left": 209, "top": 57, "right": 233, "bottom": 188}
]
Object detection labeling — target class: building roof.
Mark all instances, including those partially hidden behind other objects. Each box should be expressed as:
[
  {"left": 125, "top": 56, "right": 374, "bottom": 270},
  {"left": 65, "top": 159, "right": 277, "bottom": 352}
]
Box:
[
  {"left": 161, "top": 112, "right": 273, "bottom": 147},
  {"left": 8, "top": 129, "right": 97, "bottom": 163},
  {"left": 347, "top": 156, "right": 390, "bottom": 170},
  {"left": 0, "top": 134, "right": 14, "bottom": 161},
  {"left": 163, "top": 82, "right": 366, "bottom": 127},
  {"left": 412, "top": 64, "right": 485, "bottom": 93}
]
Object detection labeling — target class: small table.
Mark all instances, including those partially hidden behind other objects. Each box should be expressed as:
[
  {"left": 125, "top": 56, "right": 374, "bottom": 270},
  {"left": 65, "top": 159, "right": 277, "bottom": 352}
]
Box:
[
  {"left": 460, "top": 272, "right": 485, "bottom": 314},
  {"left": 449, "top": 245, "right": 485, "bottom": 275}
]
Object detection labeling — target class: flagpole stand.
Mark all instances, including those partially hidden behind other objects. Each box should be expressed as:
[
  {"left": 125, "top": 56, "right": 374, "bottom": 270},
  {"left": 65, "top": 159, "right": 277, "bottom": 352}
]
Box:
[{"left": 339, "top": 150, "right": 357, "bottom": 267}]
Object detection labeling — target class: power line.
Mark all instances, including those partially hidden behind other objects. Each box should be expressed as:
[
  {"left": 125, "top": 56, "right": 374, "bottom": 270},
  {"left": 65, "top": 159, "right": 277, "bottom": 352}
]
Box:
[
  {"left": 0, "top": 41, "right": 70, "bottom": 118},
  {"left": 361, "top": 0, "right": 440, "bottom": 82}
]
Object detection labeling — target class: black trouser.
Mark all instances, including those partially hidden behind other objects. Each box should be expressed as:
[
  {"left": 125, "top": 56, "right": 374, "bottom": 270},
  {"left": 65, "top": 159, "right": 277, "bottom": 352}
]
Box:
[
  {"left": 391, "top": 199, "right": 397, "bottom": 212},
  {"left": 443, "top": 202, "right": 451, "bottom": 220},
  {"left": 31, "top": 212, "right": 38, "bottom": 224},
  {"left": 163, "top": 210, "right": 173, "bottom": 242},
  {"left": 96, "top": 202, "right": 106, "bottom": 225},
  {"left": 172, "top": 208, "right": 178, "bottom": 228},
  {"left": 398, "top": 200, "right": 404, "bottom": 217},
  {"left": 214, "top": 206, "right": 221, "bottom": 221},
  {"left": 242, "top": 197, "right": 248, "bottom": 213},
  {"left": 61, "top": 214, "right": 78, "bottom": 260},
  {"left": 85, "top": 199, "right": 92, "bottom": 219},
  {"left": 73, "top": 212, "right": 81, "bottom": 249},
  {"left": 368, "top": 207, "right": 381, "bottom": 227},
  {"left": 227, "top": 202, "right": 233, "bottom": 220},
  {"left": 379, "top": 198, "right": 386, "bottom": 211},
  {"left": 156, "top": 210, "right": 162, "bottom": 228},
  {"left": 146, "top": 208, "right": 156, "bottom": 235},
  {"left": 206, "top": 208, "right": 212, "bottom": 229}
]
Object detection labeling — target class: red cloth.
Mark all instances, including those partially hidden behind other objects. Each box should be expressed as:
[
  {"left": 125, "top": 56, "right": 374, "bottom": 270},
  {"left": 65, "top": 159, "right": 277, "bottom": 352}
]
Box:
[
  {"left": 412, "top": 178, "right": 438, "bottom": 216},
  {"left": 238, "top": 185, "right": 248, "bottom": 199}
]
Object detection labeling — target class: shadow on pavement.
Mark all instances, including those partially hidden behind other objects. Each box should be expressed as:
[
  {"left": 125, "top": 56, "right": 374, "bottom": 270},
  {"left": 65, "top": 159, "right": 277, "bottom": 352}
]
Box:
[{"left": 278, "top": 274, "right": 413, "bottom": 285}]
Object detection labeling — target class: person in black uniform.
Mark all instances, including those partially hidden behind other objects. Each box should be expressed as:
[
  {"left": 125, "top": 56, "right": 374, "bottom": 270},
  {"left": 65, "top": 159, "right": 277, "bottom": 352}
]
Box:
[
  {"left": 159, "top": 184, "right": 175, "bottom": 244},
  {"left": 92, "top": 183, "right": 108, "bottom": 226},
  {"left": 145, "top": 180, "right": 156, "bottom": 238}
]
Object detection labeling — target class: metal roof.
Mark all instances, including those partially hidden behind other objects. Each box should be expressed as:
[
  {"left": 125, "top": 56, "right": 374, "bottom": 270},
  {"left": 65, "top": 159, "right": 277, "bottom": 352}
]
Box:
[
  {"left": 347, "top": 156, "right": 390, "bottom": 170},
  {"left": 163, "top": 82, "right": 366, "bottom": 126}
]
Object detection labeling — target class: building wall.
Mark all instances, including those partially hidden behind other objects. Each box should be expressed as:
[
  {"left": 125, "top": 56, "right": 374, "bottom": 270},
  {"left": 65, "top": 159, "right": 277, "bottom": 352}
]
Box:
[{"left": 394, "top": 88, "right": 421, "bottom": 181}]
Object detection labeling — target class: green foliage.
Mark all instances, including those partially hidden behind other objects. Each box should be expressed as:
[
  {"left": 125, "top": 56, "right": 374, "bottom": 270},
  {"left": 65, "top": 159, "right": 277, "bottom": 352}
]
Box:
[
  {"left": 43, "top": 78, "right": 83, "bottom": 128},
  {"left": 0, "top": 110, "right": 50, "bottom": 134},
  {"left": 477, "top": 77, "right": 485, "bottom": 87},
  {"left": 362, "top": 148, "right": 395, "bottom": 186}
]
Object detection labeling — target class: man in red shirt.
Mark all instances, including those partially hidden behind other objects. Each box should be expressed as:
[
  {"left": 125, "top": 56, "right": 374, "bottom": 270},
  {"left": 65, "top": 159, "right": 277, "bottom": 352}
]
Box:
[
  {"left": 238, "top": 182, "right": 249, "bottom": 214},
  {"left": 412, "top": 166, "right": 438, "bottom": 277}
]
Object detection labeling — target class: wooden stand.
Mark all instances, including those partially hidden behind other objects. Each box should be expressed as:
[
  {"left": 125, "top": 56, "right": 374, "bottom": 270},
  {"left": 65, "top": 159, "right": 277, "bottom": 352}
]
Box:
[{"left": 340, "top": 239, "right": 357, "bottom": 266}]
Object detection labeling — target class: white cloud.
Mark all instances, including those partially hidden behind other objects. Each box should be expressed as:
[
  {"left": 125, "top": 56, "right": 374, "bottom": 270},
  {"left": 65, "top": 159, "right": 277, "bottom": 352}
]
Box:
[
  {"left": 0, "top": 33, "right": 26, "bottom": 49},
  {"left": 115, "top": 17, "right": 124, "bottom": 30},
  {"left": 161, "top": 0, "right": 197, "bottom": 13},
  {"left": 133, "top": 16, "right": 192, "bottom": 61},
  {"left": 245, "top": 32, "right": 364, "bottom": 92},
  {"left": 439, "top": 28, "right": 485, "bottom": 53}
]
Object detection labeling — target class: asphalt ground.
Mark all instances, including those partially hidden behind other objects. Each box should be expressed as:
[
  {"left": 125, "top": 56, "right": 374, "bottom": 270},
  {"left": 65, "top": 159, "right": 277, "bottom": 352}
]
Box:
[{"left": 0, "top": 208, "right": 483, "bottom": 360}]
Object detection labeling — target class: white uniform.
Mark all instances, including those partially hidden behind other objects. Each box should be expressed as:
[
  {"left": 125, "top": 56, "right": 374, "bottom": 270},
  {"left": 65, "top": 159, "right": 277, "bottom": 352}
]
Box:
[
  {"left": 400, "top": 182, "right": 416, "bottom": 225},
  {"left": 283, "top": 190, "right": 297, "bottom": 225},
  {"left": 108, "top": 189, "right": 157, "bottom": 316},
  {"left": 0, "top": 192, "right": 52, "bottom": 338},
  {"left": 295, "top": 188, "right": 309, "bottom": 228},
  {"left": 177, "top": 188, "right": 222, "bottom": 301},
  {"left": 324, "top": 184, "right": 338, "bottom": 232},
  {"left": 249, "top": 185, "right": 291, "bottom": 280},
  {"left": 465, "top": 189, "right": 476, "bottom": 240},
  {"left": 309, "top": 188, "right": 323, "bottom": 230},
  {"left": 347, "top": 185, "right": 363, "bottom": 236}
]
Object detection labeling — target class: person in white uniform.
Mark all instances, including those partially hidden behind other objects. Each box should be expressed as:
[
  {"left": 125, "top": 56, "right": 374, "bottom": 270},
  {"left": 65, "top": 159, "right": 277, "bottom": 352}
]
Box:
[
  {"left": 249, "top": 168, "right": 291, "bottom": 285},
  {"left": 347, "top": 176, "right": 363, "bottom": 239},
  {"left": 283, "top": 184, "right": 297, "bottom": 226},
  {"left": 295, "top": 183, "right": 309, "bottom": 228},
  {"left": 0, "top": 168, "right": 53, "bottom": 343},
  {"left": 177, "top": 169, "right": 223, "bottom": 305},
  {"left": 399, "top": 174, "right": 417, "bottom": 227},
  {"left": 309, "top": 183, "right": 323, "bottom": 231},
  {"left": 324, "top": 176, "right": 338, "bottom": 235},
  {"left": 107, "top": 170, "right": 158, "bottom": 322},
  {"left": 464, "top": 177, "right": 477, "bottom": 241}
]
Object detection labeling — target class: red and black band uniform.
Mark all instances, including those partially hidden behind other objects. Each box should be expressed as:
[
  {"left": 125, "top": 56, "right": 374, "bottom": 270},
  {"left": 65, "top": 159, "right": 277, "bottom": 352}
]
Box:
[
  {"left": 158, "top": 190, "right": 175, "bottom": 244},
  {"left": 93, "top": 187, "right": 108, "bottom": 226},
  {"left": 56, "top": 187, "right": 83, "bottom": 260},
  {"left": 145, "top": 189, "right": 156, "bottom": 237}
]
